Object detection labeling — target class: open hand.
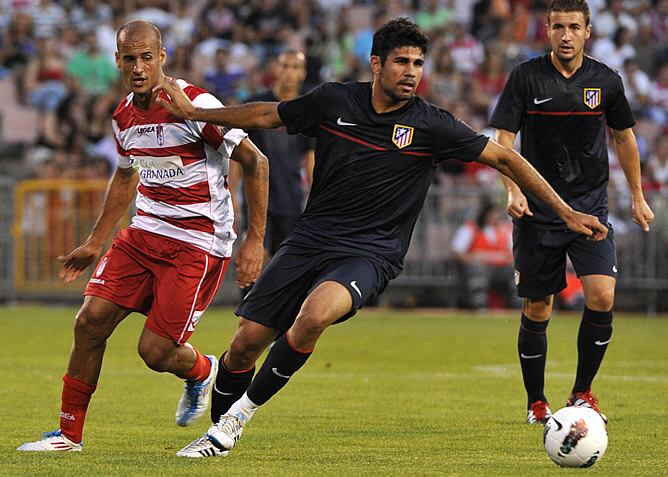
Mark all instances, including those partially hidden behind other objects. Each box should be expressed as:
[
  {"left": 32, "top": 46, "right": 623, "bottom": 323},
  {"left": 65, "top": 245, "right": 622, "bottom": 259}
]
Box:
[
  {"left": 57, "top": 242, "right": 103, "bottom": 284},
  {"left": 153, "top": 77, "right": 196, "bottom": 119}
]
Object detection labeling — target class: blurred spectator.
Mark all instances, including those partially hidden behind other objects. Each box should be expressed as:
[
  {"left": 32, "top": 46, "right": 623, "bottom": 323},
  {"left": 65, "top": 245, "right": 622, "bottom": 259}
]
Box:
[
  {"left": 35, "top": 93, "right": 87, "bottom": 155},
  {"left": 164, "top": 0, "right": 196, "bottom": 48},
  {"left": 69, "top": 0, "right": 113, "bottom": 35},
  {"left": 166, "top": 44, "right": 202, "bottom": 86},
  {"left": 203, "top": 47, "right": 246, "bottom": 103},
  {"left": 451, "top": 200, "right": 518, "bottom": 310},
  {"left": 0, "top": 11, "right": 36, "bottom": 88},
  {"left": 66, "top": 32, "right": 118, "bottom": 97},
  {"left": 591, "top": 26, "right": 636, "bottom": 71},
  {"left": 645, "top": 134, "right": 668, "bottom": 191},
  {"left": 620, "top": 57, "right": 652, "bottom": 116},
  {"left": 24, "top": 34, "right": 68, "bottom": 111},
  {"left": 415, "top": 0, "right": 454, "bottom": 33},
  {"left": 469, "top": 49, "right": 507, "bottom": 118},
  {"left": 28, "top": 0, "right": 66, "bottom": 39},
  {"left": 648, "top": 62, "right": 668, "bottom": 126},
  {"left": 447, "top": 20, "right": 485, "bottom": 74},
  {"left": 426, "top": 46, "right": 464, "bottom": 110},
  {"left": 595, "top": 0, "right": 638, "bottom": 38}
]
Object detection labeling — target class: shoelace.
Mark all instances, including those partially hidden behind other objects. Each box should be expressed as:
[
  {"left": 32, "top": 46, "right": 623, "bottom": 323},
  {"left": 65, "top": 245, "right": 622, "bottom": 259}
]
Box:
[
  {"left": 42, "top": 430, "right": 63, "bottom": 439},
  {"left": 530, "top": 401, "right": 550, "bottom": 419},
  {"left": 184, "top": 434, "right": 212, "bottom": 451},
  {"left": 215, "top": 415, "right": 242, "bottom": 436},
  {"left": 575, "top": 390, "right": 600, "bottom": 411},
  {"left": 186, "top": 381, "right": 206, "bottom": 406}
]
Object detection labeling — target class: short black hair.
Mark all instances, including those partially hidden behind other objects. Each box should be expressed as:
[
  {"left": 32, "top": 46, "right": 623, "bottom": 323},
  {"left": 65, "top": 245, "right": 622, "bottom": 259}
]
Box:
[
  {"left": 371, "top": 18, "right": 429, "bottom": 64},
  {"left": 548, "top": 0, "right": 591, "bottom": 26}
]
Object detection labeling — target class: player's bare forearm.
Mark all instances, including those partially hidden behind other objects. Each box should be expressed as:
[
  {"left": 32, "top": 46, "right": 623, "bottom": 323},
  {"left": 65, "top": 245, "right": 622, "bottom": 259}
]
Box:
[
  {"left": 612, "top": 128, "right": 643, "bottom": 195},
  {"left": 154, "top": 77, "right": 283, "bottom": 129},
  {"left": 612, "top": 127, "right": 655, "bottom": 230},
  {"left": 87, "top": 166, "right": 138, "bottom": 247},
  {"left": 230, "top": 139, "right": 268, "bottom": 287},
  {"left": 193, "top": 102, "right": 283, "bottom": 130},
  {"left": 494, "top": 129, "right": 531, "bottom": 218},
  {"left": 478, "top": 140, "right": 607, "bottom": 239},
  {"left": 232, "top": 139, "right": 268, "bottom": 241},
  {"left": 58, "top": 166, "right": 137, "bottom": 282}
]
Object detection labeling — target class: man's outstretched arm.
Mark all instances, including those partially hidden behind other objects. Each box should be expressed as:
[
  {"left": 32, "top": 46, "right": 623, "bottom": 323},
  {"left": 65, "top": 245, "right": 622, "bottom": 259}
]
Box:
[
  {"left": 154, "top": 78, "right": 284, "bottom": 129},
  {"left": 477, "top": 139, "right": 608, "bottom": 241}
]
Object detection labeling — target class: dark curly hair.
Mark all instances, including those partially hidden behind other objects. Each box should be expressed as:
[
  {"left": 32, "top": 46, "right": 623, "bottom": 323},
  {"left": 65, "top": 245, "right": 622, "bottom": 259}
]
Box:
[
  {"left": 548, "top": 0, "right": 591, "bottom": 26},
  {"left": 371, "top": 18, "right": 429, "bottom": 65}
]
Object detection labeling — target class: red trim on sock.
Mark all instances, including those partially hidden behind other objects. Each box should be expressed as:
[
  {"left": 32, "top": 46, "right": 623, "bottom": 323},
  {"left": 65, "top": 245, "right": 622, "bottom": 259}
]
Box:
[
  {"left": 221, "top": 357, "right": 254, "bottom": 374},
  {"left": 183, "top": 347, "right": 211, "bottom": 381},
  {"left": 60, "top": 374, "right": 96, "bottom": 443},
  {"left": 520, "top": 324, "right": 547, "bottom": 335},
  {"left": 285, "top": 332, "right": 314, "bottom": 354}
]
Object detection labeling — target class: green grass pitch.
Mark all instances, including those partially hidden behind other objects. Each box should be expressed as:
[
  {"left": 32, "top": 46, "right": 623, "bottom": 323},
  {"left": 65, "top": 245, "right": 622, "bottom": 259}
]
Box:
[{"left": 1, "top": 306, "right": 666, "bottom": 476}]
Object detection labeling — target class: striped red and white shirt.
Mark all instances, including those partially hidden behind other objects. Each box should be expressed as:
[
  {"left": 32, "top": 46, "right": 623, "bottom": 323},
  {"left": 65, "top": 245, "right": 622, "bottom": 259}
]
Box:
[{"left": 113, "top": 79, "right": 246, "bottom": 258}]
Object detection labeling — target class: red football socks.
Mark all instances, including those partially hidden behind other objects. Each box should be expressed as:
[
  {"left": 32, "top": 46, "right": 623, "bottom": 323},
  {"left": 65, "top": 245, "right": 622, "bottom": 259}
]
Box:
[
  {"left": 183, "top": 347, "right": 212, "bottom": 382},
  {"left": 60, "top": 374, "right": 97, "bottom": 443}
]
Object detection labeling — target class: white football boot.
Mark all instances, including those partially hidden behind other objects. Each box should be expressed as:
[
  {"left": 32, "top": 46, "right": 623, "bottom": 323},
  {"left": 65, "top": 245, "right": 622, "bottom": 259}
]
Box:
[
  {"left": 17, "top": 430, "right": 82, "bottom": 452},
  {"left": 176, "top": 433, "right": 229, "bottom": 458},
  {"left": 176, "top": 354, "right": 218, "bottom": 427},
  {"left": 206, "top": 414, "right": 245, "bottom": 451}
]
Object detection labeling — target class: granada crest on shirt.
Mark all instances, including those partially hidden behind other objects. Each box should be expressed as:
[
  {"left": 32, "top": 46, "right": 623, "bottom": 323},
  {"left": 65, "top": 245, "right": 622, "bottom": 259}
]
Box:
[
  {"left": 156, "top": 123, "right": 165, "bottom": 146},
  {"left": 392, "top": 124, "right": 414, "bottom": 149},
  {"left": 583, "top": 88, "right": 601, "bottom": 109}
]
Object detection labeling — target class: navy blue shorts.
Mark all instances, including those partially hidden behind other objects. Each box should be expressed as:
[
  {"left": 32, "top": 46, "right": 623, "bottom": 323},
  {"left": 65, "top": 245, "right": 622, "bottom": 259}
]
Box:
[
  {"left": 513, "top": 223, "right": 617, "bottom": 298},
  {"left": 235, "top": 245, "right": 389, "bottom": 332}
]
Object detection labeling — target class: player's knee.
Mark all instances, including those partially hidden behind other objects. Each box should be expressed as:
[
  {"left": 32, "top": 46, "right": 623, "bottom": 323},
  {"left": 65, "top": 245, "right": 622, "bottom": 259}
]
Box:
[
  {"left": 227, "top": 338, "right": 264, "bottom": 370},
  {"left": 523, "top": 299, "right": 552, "bottom": 321},
  {"left": 586, "top": 287, "right": 615, "bottom": 311},
  {"left": 293, "top": 309, "right": 330, "bottom": 338},
  {"left": 74, "top": 307, "right": 113, "bottom": 343},
  {"left": 137, "top": 343, "right": 169, "bottom": 372}
]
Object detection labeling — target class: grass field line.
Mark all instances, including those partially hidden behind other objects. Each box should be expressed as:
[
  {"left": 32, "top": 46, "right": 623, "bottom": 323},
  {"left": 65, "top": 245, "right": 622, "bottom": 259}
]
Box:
[
  {"left": 474, "top": 364, "right": 668, "bottom": 382},
  {"left": 23, "top": 364, "right": 667, "bottom": 383}
]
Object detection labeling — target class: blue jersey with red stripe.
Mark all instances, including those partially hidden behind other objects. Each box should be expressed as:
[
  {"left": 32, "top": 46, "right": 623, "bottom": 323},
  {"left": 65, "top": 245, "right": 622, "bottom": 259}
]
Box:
[
  {"left": 277, "top": 81, "right": 488, "bottom": 277},
  {"left": 490, "top": 54, "right": 635, "bottom": 226}
]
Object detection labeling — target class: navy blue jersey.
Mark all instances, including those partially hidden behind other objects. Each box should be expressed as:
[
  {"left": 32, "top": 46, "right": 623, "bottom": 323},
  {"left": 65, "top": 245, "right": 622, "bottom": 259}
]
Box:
[
  {"left": 490, "top": 54, "right": 634, "bottom": 226},
  {"left": 247, "top": 91, "right": 314, "bottom": 217},
  {"left": 277, "top": 81, "right": 489, "bottom": 277}
]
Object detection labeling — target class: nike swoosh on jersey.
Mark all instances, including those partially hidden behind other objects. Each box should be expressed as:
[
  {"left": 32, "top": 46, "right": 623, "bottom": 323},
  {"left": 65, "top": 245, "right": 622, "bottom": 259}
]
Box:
[
  {"left": 533, "top": 97, "right": 553, "bottom": 105},
  {"left": 336, "top": 117, "right": 358, "bottom": 126}
]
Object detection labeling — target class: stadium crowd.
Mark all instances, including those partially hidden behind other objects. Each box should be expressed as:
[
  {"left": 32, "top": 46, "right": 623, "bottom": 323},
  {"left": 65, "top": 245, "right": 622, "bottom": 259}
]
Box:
[
  {"left": 0, "top": 0, "right": 667, "bottom": 308},
  {"left": 0, "top": 0, "right": 666, "bottom": 183}
]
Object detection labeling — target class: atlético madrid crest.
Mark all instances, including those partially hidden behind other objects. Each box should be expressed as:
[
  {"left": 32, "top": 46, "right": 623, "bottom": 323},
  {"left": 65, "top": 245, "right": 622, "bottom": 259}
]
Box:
[
  {"left": 583, "top": 88, "right": 601, "bottom": 109},
  {"left": 392, "top": 124, "right": 414, "bottom": 149}
]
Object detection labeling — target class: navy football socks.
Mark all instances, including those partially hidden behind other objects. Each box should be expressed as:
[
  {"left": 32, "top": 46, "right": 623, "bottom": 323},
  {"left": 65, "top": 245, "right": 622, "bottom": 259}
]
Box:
[
  {"left": 518, "top": 313, "right": 549, "bottom": 405},
  {"left": 246, "top": 333, "right": 312, "bottom": 406},
  {"left": 573, "top": 307, "right": 613, "bottom": 393},
  {"left": 210, "top": 352, "right": 255, "bottom": 423}
]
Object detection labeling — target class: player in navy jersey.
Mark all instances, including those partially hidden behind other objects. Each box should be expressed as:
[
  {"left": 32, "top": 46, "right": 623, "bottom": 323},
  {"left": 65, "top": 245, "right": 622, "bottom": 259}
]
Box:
[
  {"left": 490, "top": 0, "right": 654, "bottom": 425},
  {"left": 155, "top": 18, "right": 608, "bottom": 457}
]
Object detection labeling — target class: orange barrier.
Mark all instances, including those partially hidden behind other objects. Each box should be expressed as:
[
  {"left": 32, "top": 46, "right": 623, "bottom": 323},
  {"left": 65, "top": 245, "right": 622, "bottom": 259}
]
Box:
[{"left": 12, "top": 179, "right": 129, "bottom": 292}]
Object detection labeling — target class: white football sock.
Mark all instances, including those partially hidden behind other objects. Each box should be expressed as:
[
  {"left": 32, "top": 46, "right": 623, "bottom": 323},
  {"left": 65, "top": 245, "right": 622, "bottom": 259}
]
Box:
[{"left": 226, "top": 392, "right": 259, "bottom": 424}]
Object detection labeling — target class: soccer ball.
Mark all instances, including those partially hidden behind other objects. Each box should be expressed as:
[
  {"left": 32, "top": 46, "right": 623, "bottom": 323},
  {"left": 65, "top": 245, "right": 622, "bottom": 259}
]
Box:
[{"left": 543, "top": 406, "right": 608, "bottom": 468}]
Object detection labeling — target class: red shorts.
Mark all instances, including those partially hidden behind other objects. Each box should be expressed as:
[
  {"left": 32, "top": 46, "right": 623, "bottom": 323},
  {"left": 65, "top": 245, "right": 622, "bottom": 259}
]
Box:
[{"left": 85, "top": 228, "right": 230, "bottom": 345}]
